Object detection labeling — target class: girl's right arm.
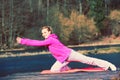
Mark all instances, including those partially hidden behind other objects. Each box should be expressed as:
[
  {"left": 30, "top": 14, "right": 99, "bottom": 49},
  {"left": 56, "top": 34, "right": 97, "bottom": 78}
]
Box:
[{"left": 16, "top": 37, "right": 51, "bottom": 47}]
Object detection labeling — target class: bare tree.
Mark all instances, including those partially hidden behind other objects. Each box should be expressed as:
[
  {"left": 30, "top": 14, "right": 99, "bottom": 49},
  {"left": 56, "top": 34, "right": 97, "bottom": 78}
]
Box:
[{"left": 9, "top": 0, "right": 14, "bottom": 48}]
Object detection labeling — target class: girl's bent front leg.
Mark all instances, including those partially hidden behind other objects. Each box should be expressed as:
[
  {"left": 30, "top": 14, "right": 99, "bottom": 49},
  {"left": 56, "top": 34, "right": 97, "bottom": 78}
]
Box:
[{"left": 50, "top": 61, "right": 70, "bottom": 72}]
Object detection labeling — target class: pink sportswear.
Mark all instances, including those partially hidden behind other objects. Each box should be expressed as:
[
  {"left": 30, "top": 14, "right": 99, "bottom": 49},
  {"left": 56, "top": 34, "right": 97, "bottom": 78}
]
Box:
[{"left": 20, "top": 34, "right": 71, "bottom": 63}]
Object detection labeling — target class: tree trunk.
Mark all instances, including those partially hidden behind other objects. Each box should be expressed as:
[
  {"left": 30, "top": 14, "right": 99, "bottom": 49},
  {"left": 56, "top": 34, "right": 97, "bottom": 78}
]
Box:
[
  {"left": 46, "top": 0, "right": 49, "bottom": 24},
  {"left": 9, "top": 0, "right": 14, "bottom": 48},
  {"left": 29, "top": 0, "right": 33, "bottom": 12},
  {"left": 38, "top": 0, "right": 42, "bottom": 16},
  {"left": 1, "top": 0, "right": 5, "bottom": 48}
]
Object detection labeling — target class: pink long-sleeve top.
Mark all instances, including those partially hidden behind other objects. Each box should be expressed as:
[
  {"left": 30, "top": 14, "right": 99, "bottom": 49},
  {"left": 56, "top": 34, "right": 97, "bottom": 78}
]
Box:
[{"left": 20, "top": 34, "right": 72, "bottom": 63}]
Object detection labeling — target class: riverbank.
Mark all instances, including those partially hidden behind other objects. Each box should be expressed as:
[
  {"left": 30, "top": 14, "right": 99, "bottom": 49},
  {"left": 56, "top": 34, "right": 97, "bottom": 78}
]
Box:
[
  {"left": 0, "top": 45, "right": 120, "bottom": 58},
  {"left": 70, "top": 36, "right": 120, "bottom": 54},
  {"left": 0, "top": 36, "right": 120, "bottom": 58},
  {"left": 69, "top": 36, "right": 120, "bottom": 47}
]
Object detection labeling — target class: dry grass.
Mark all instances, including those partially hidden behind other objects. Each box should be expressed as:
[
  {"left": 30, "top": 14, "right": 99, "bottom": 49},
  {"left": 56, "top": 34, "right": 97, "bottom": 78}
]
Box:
[
  {"left": 1, "top": 36, "right": 120, "bottom": 58},
  {"left": 78, "top": 47, "right": 120, "bottom": 54},
  {"left": 0, "top": 51, "right": 50, "bottom": 58},
  {"left": 0, "top": 47, "right": 120, "bottom": 58},
  {"left": 109, "top": 10, "right": 120, "bottom": 21}
]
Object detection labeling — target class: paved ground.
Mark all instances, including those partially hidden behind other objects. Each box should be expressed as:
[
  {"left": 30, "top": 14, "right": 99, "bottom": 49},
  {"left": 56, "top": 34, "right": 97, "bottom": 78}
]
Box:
[{"left": 0, "top": 70, "right": 120, "bottom": 80}]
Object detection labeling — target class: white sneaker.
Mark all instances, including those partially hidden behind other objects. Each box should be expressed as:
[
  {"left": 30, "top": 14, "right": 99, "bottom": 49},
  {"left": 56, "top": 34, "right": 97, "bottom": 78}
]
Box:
[{"left": 109, "top": 64, "right": 117, "bottom": 71}]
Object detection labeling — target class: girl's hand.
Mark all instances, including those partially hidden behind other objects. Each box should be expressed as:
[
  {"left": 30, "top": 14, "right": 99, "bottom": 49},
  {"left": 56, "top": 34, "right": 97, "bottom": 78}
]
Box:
[{"left": 16, "top": 37, "right": 21, "bottom": 44}]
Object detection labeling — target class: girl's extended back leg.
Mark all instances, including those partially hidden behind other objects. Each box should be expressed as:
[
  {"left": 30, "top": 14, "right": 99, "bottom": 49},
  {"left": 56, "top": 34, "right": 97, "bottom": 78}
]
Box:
[{"left": 68, "top": 50, "right": 116, "bottom": 71}]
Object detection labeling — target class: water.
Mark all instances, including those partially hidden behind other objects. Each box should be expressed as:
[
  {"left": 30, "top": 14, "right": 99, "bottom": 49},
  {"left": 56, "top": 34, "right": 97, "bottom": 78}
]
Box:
[
  {"left": 0, "top": 53, "right": 120, "bottom": 80},
  {"left": 0, "top": 45, "right": 120, "bottom": 79}
]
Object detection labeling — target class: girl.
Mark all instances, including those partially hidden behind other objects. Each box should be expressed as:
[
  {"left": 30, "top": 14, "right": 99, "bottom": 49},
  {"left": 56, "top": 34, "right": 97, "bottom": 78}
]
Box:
[{"left": 16, "top": 26, "right": 116, "bottom": 72}]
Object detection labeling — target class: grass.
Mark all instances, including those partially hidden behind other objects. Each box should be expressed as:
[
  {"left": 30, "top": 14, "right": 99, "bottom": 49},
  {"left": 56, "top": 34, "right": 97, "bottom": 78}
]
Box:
[
  {"left": 78, "top": 47, "right": 120, "bottom": 54},
  {"left": 0, "top": 51, "right": 50, "bottom": 58},
  {"left": 0, "top": 47, "right": 120, "bottom": 58}
]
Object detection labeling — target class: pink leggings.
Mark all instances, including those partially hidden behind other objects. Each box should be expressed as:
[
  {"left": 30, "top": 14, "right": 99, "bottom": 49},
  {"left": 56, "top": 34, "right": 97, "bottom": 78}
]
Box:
[{"left": 50, "top": 50, "right": 116, "bottom": 72}]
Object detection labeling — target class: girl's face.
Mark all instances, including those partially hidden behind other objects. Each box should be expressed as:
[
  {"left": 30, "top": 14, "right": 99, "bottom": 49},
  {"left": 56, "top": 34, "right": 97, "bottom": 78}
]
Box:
[{"left": 41, "top": 28, "right": 51, "bottom": 39}]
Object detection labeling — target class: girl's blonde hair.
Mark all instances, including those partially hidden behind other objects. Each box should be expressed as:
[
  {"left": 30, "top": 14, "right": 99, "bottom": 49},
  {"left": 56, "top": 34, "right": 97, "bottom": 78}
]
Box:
[{"left": 41, "top": 26, "right": 53, "bottom": 33}]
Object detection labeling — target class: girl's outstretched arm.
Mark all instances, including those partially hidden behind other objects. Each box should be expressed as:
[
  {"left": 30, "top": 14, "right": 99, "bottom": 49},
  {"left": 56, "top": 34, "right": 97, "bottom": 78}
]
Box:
[{"left": 16, "top": 37, "right": 51, "bottom": 46}]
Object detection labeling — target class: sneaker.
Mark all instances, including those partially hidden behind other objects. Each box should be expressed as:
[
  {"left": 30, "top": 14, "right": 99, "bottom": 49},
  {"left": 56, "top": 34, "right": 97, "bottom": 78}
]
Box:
[{"left": 109, "top": 64, "right": 117, "bottom": 71}]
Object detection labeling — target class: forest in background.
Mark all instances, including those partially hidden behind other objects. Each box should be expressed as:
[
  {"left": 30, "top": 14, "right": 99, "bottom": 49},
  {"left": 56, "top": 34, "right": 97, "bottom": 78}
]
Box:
[{"left": 0, "top": 0, "right": 120, "bottom": 51}]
